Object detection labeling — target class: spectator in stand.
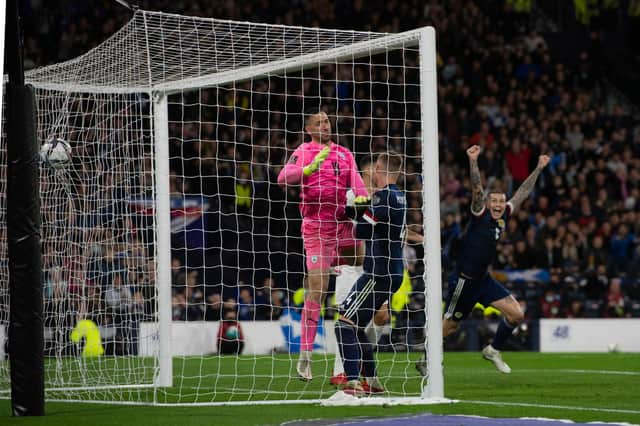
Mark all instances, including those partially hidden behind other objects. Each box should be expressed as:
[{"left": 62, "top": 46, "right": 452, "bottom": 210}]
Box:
[
  {"left": 222, "top": 297, "right": 238, "bottom": 320},
  {"left": 205, "top": 293, "right": 223, "bottom": 321},
  {"left": 172, "top": 292, "right": 187, "bottom": 321},
  {"left": 610, "top": 224, "right": 635, "bottom": 274},
  {"left": 469, "top": 122, "right": 495, "bottom": 149},
  {"left": 565, "top": 298, "right": 585, "bottom": 318},
  {"left": 583, "top": 235, "right": 609, "bottom": 271},
  {"left": 505, "top": 138, "right": 532, "bottom": 189},
  {"left": 269, "top": 288, "right": 287, "bottom": 320},
  {"left": 540, "top": 289, "right": 562, "bottom": 318},
  {"left": 217, "top": 310, "right": 245, "bottom": 355},
  {"left": 606, "top": 278, "right": 626, "bottom": 318},
  {"left": 238, "top": 287, "right": 256, "bottom": 321},
  {"left": 184, "top": 271, "right": 205, "bottom": 320},
  {"left": 512, "top": 240, "right": 535, "bottom": 269}
]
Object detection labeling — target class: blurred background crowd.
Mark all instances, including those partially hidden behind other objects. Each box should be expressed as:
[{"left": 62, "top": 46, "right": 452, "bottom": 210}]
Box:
[{"left": 15, "top": 0, "right": 640, "bottom": 352}]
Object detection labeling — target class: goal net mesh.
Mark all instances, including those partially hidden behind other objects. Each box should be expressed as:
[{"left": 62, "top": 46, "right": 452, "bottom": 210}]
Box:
[{"left": 0, "top": 10, "right": 436, "bottom": 405}]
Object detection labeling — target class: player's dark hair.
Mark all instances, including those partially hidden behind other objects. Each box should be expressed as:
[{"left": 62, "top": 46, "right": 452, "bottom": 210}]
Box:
[
  {"left": 377, "top": 151, "right": 403, "bottom": 174},
  {"left": 303, "top": 106, "right": 329, "bottom": 143},
  {"left": 303, "top": 106, "right": 323, "bottom": 126},
  {"left": 487, "top": 187, "right": 505, "bottom": 197}
]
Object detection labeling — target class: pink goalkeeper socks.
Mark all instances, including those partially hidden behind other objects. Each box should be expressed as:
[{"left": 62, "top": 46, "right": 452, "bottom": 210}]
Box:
[{"left": 300, "top": 299, "right": 321, "bottom": 352}]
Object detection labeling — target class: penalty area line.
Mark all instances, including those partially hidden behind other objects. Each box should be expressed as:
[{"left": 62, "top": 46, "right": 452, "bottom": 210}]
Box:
[{"left": 461, "top": 399, "right": 640, "bottom": 415}]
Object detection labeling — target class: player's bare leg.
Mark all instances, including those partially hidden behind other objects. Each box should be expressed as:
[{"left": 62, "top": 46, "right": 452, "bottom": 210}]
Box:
[
  {"left": 442, "top": 317, "right": 460, "bottom": 338},
  {"left": 365, "top": 302, "right": 390, "bottom": 346},
  {"left": 483, "top": 295, "right": 524, "bottom": 373},
  {"left": 297, "top": 268, "right": 330, "bottom": 381}
]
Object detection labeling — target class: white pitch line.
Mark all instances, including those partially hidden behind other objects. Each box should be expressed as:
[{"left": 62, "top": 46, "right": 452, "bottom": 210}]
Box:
[
  {"left": 518, "top": 369, "right": 640, "bottom": 376},
  {"left": 462, "top": 399, "right": 640, "bottom": 415}
]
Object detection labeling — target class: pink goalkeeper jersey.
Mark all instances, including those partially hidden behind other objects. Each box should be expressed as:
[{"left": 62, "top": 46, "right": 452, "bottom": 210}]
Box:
[{"left": 278, "top": 140, "right": 367, "bottom": 230}]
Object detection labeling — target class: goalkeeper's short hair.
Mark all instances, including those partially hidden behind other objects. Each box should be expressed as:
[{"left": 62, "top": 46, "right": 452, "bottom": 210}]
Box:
[{"left": 303, "top": 106, "right": 323, "bottom": 126}]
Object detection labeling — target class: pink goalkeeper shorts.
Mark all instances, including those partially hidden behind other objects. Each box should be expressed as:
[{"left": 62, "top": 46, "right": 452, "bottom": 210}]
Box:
[
  {"left": 302, "top": 220, "right": 360, "bottom": 271},
  {"left": 303, "top": 236, "right": 337, "bottom": 271}
]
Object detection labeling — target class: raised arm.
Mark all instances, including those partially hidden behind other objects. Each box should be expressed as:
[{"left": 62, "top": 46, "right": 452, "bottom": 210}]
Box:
[
  {"left": 508, "top": 154, "right": 551, "bottom": 212},
  {"left": 467, "top": 145, "right": 485, "bottom": 215}
]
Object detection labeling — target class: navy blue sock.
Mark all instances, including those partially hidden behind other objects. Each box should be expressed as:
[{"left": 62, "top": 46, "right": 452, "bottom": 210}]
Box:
[
  {"left": 357, "top": 329, "right": 376, "bottom": 379},
  {"left": 491, "top": 318, "right": 516, "bottom": 350},
  {"left": 335, "top": 319, "right": 360, "bottom": 381}
]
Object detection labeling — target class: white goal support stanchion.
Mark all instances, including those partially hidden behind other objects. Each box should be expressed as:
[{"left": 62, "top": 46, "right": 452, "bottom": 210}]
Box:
[
  {"left": 0, "top": 10, "right": 444, "bottom": 406},
  {"left": 152, "top": 92, "right": 173, "bottom": 389}
]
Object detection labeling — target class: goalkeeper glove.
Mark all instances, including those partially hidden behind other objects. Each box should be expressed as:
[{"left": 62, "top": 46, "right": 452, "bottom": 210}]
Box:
[
  {"left": 303, "top": 146, "right": 331, "bottom": 176},
  {"left": 345, "top": 195, "right": 371, "bottom": 220}
]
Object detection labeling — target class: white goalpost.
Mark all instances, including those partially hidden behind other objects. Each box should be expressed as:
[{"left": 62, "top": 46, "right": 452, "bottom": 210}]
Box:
[{"left": 0, "top": 10, "right": 443, "bottom": 405}]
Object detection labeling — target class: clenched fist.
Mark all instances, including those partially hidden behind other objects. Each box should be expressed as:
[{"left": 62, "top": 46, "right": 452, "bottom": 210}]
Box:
[
  {"left": 466, "top": 145, "right": 481, "bottom": 161},
  {"left": 537, "top": 155, "right": 551, "bottom": 170}
]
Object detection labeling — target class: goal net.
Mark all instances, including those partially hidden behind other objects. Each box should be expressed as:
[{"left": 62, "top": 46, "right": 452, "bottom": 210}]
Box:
[{"left": 0, "top": 10, "right": 442, "bottom": 405}]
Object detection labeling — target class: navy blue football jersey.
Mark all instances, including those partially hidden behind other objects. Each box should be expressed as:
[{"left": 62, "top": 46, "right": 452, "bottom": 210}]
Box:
[
  {"left": 355, "top": 184, "right": 406, "bottom": 278},
  {"left": 458, "top": 204, "right": 512, "bottom": 279}
]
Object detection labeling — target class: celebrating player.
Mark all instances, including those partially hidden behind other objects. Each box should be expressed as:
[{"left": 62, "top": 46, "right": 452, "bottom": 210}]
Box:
[
  {"left": 277, "top": 107, "right": 368, "bottom": 381},
  {"left": 416, "top": 145, "right": 550, "bottom": 376},
  {"left": 334, "top": 152, "right": 406, "bottom": 395}
]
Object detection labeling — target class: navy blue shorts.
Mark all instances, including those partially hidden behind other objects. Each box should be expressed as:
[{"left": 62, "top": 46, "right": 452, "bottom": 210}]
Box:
[
  {"left": 444, "top": 271, "right": 510, "bottom": 321},
  {"left": 339, "top": 273, "right": 403, "bottom": 328}
]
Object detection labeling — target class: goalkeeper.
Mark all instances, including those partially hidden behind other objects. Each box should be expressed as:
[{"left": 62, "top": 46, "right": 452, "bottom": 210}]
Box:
[
  {"left": 277, "top": 107, "right": 368, "bottom": 381},
  {"left": 334, "top": 152, "right": 406, "bottom": 395}
]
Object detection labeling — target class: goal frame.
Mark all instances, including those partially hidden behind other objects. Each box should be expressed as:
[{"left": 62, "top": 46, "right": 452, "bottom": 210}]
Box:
[
  {"left": 16, "top": 13, "right": 443, "bottom": 405},
  {"left": 150, "top": 25, "right": 444, "bottom": 404}
]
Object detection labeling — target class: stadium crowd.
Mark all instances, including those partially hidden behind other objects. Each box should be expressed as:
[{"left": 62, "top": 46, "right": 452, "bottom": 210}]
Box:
[{"left": 21, "top": 0, "right": 640, "bottom": 350}]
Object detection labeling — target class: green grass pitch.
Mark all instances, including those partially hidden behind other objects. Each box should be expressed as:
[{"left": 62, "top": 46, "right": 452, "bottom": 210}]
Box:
[{"left": 1, "top": 352, "right": 639, "bottom": 425}]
